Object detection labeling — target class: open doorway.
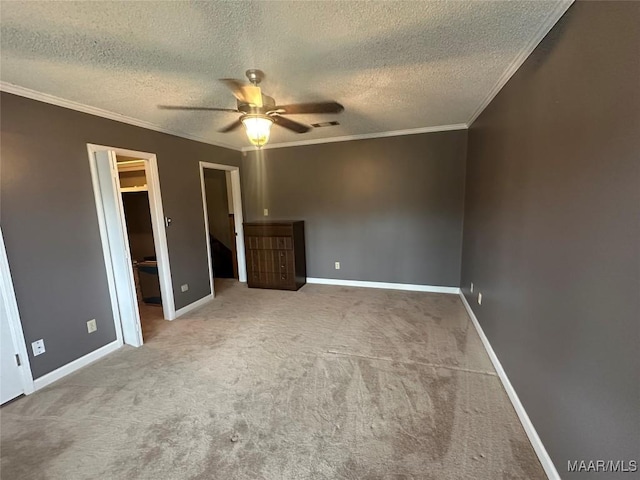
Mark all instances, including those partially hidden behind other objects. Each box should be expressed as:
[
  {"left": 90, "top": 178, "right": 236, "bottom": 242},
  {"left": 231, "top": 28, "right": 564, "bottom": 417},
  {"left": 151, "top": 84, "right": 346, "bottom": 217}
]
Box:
[
  {"left": 87, "top": 145, "right": 175, "bottom": 349},
  {"left": 203, "top": 169, "right": 237, "bottom": 279},
  {"left": 199, "top": 162, "right": 247, "bottom": 295},
  {"left": 116, "top": 156, "right": 165, "bottom": 340}
]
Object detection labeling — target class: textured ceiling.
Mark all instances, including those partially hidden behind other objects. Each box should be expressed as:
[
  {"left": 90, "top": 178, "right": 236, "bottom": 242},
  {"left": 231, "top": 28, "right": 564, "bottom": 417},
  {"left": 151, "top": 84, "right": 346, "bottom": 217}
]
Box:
[{"left": 0, "top": 1, "right": 571, "bottom": 150}]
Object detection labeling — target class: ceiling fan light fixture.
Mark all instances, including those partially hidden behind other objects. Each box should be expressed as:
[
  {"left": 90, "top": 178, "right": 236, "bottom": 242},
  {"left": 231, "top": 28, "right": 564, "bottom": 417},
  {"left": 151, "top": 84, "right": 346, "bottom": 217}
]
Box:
[{"left": 241, "top": 114, "right": 273, "bottom": 147}]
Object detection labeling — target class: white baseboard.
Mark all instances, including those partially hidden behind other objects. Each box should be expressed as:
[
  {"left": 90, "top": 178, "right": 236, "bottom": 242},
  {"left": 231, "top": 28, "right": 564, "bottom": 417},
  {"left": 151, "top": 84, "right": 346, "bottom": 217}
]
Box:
[
  {"left": 306, "top": 277, "right": 460, "bottom": 295},
  {"left": 459, "top": 293, "right": 559, "bottom": 480},
  {"left": 173, "top": 293, "right": 213, "bottom": 319},
  {"left": 33, "top": 340, "right": 122, "bottom": 391}
]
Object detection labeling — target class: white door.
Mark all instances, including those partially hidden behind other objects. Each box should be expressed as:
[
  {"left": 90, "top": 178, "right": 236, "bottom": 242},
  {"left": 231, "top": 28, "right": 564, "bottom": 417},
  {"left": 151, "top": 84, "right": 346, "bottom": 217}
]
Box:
[
  {"left": 94, "top": 150, "right": 143, "bottom": 347},
  {"left": 0, "top": 289, "right": 23, "bottom": 404},
  {"left": 0, "top": 227, "right": 31, "bottom": 404}
]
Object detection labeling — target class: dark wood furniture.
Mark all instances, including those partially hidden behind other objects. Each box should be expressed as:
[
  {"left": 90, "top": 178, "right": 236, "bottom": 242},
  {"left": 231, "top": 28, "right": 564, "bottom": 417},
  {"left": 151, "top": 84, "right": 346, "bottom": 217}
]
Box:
[{"left": 244, "top": 221, "right": 306, "bottom": 290}]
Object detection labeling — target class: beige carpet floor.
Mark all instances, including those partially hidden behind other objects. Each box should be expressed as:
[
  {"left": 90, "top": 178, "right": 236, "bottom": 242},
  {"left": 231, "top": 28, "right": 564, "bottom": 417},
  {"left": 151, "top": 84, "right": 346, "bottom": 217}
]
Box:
[{"left": 0, "top": 280, "right": 545, "bottom": 479}]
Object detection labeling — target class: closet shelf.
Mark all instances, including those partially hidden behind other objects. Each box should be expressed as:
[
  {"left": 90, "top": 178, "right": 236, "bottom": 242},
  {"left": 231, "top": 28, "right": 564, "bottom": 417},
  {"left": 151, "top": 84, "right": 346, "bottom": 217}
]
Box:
[{"left": 121, "top": 185, "right": 148, "bottom": 193}]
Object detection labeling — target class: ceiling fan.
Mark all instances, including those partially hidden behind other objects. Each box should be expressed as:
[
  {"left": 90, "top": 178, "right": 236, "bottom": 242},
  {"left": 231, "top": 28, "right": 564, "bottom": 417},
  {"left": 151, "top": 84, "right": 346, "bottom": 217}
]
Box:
[{"left": 159, "top": 69, "right": 344, "bottom": 147}]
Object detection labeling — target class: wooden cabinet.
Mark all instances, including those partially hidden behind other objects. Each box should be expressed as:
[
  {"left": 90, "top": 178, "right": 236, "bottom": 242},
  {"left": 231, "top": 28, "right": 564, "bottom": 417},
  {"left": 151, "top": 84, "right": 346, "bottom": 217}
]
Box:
[{"left": 244, "top": 221, "right": 306, "bottom": 290}]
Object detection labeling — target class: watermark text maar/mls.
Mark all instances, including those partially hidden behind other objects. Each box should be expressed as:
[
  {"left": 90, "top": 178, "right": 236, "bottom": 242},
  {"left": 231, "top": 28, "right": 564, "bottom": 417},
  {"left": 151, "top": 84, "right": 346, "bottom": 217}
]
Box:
[{"left": 567, "top": 460, "right": 637, "bottom": 473}]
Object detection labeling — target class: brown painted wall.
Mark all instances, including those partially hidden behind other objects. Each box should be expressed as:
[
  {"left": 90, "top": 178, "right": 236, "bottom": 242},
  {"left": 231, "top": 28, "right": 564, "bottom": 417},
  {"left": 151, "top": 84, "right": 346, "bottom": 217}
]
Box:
[
  {"left": 242, "top": 130, "right": 468, "bottom": 287},
  {"left": 1, "top": 92, "right": 238, "bottom": 378},
  {"left": 461, "top": 1, "right": 639, "bottom": 472}
]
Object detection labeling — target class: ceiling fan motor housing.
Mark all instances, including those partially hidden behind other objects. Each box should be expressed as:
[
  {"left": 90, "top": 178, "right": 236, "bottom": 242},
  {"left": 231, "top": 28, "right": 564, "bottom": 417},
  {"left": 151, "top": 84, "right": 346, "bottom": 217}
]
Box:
[
  {"left": 245, "top": 69, "right": 265, "bottom": 86},
  {"left": 238, "top": 94, "right": 276, "bottom": 114}
]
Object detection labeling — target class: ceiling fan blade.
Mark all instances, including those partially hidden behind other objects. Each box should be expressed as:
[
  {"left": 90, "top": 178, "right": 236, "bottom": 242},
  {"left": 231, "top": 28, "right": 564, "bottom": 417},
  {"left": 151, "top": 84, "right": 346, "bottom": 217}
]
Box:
[
  {"left": 273, "top": 115, "right": 312, "bottom": 134},
  {"left": 159, "top": 105, "right": 239, "bottom": 112},
  {"left": 219, "top": 79, "right": 263, "bottom": 107},
  {"left": 218, "top": 119, "right": 243, "bottom": 133},
  {"left": 274, "top": 101, "right": 344, "bottom": 115}
]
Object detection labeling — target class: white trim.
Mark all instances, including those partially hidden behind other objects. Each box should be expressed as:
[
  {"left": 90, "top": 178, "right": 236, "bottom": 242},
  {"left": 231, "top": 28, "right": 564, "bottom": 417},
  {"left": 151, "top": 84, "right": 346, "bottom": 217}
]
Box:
[
  {"left": 467, "top": 1, "right": 574, "bottom": 126},
  {"left": 229, "top": 169, "right": 247, "bottom": 283},
  {"left": 306, "top": 277, "right": 460, "bottom": 295},
  {"left": 120, "top": 185, "right": 148, "bottom": 193},
  {"left": 142, "top": 153, "right": 176, "bottom": 320},
  {"left": 199, "top": 161, "right": 248, "bottom": 286},
  {"left": 98, "top": 149, "right": 145, "bottom": 345},
  {"left": 2, "top": 81, "right": 466, "bottom": 153},
  {"left": 87, "top": 148, "right": 126, "bottom": 346},
  {"left": 241, "top": 124, "right": 468, "bottom": 152},
  {"left": 0, "top": 226, "right": 35, "bottom": 396},
  {"left": 174, "top": 293, "right": 213, "bottom": 318},
  {"left": 199, "top": 164, "right": 216, "bottom": 298},
  {"left": 33, "top": 340, "right": 121, "bottom": 391},
  {"left": 459, "top": 293, "right": 560, "bottom": 480},
  {"left": 1, "top": 81, "right": 241, "bottom": 151}
]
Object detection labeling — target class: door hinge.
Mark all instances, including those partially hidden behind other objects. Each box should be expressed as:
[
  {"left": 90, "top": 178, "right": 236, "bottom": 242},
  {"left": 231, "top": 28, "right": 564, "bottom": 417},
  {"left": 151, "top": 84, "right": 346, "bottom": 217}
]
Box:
[{"left": 15, "top": 354, "right": 21, "bottom": 366}]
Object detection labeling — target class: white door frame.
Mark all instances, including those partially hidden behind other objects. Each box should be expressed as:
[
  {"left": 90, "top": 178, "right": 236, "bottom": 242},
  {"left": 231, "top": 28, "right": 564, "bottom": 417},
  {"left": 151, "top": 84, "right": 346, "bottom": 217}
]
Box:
[
  {"left": 87, "top": 144, "right": 176, "bottom": 340},
  {"left": 0, "top": 226, "right": 35, "bottom": 396},
  {"left": 199, "top": 161, "right": 247, "bottom": 294}
]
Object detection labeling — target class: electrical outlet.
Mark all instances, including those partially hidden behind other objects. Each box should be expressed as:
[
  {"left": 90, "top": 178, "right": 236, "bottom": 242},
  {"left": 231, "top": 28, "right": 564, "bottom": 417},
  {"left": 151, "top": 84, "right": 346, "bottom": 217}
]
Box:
[
  {"left": 477, "top": 293, "right": 483, "bottom": 305},
  {"left": 32, "top": 339, "right": 46, "bottom": 356},
  {"left": 263, "top": 208, "right": 269, "bottom": 216},
  {"left": 470, "top": 282, "right": 474, "bottom": 293},
  {"left": 87, "top": 319, "right": 97, "bottom": 333},
  {"left": 181, "top": 284, "right": 189, "bottom": 292},
  {"left": 335, "top": 261, "right": 341, "bottom": 270}
]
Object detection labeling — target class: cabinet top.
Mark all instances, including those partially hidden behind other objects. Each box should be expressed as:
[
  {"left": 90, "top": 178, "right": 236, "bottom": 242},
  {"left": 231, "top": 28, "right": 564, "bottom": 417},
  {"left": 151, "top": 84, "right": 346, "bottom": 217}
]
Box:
[{"left": 244, "top": 221, "right": 304, "bottom": 226}]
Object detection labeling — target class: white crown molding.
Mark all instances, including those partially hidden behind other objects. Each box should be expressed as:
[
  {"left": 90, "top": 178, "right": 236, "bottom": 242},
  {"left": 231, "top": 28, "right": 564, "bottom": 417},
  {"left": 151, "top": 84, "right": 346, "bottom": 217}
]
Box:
[
  {"left": 241, "top": 123, "right": 468, "bottom": 152},
  {"left": 0, "top": 81, "right": 243, "bottom": 151},
  {"left": 2, "top": 81, "right": 465, "bottom": 153},
  {"left": 466, "top": 0, "right": 574, "bottom": 126}
]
